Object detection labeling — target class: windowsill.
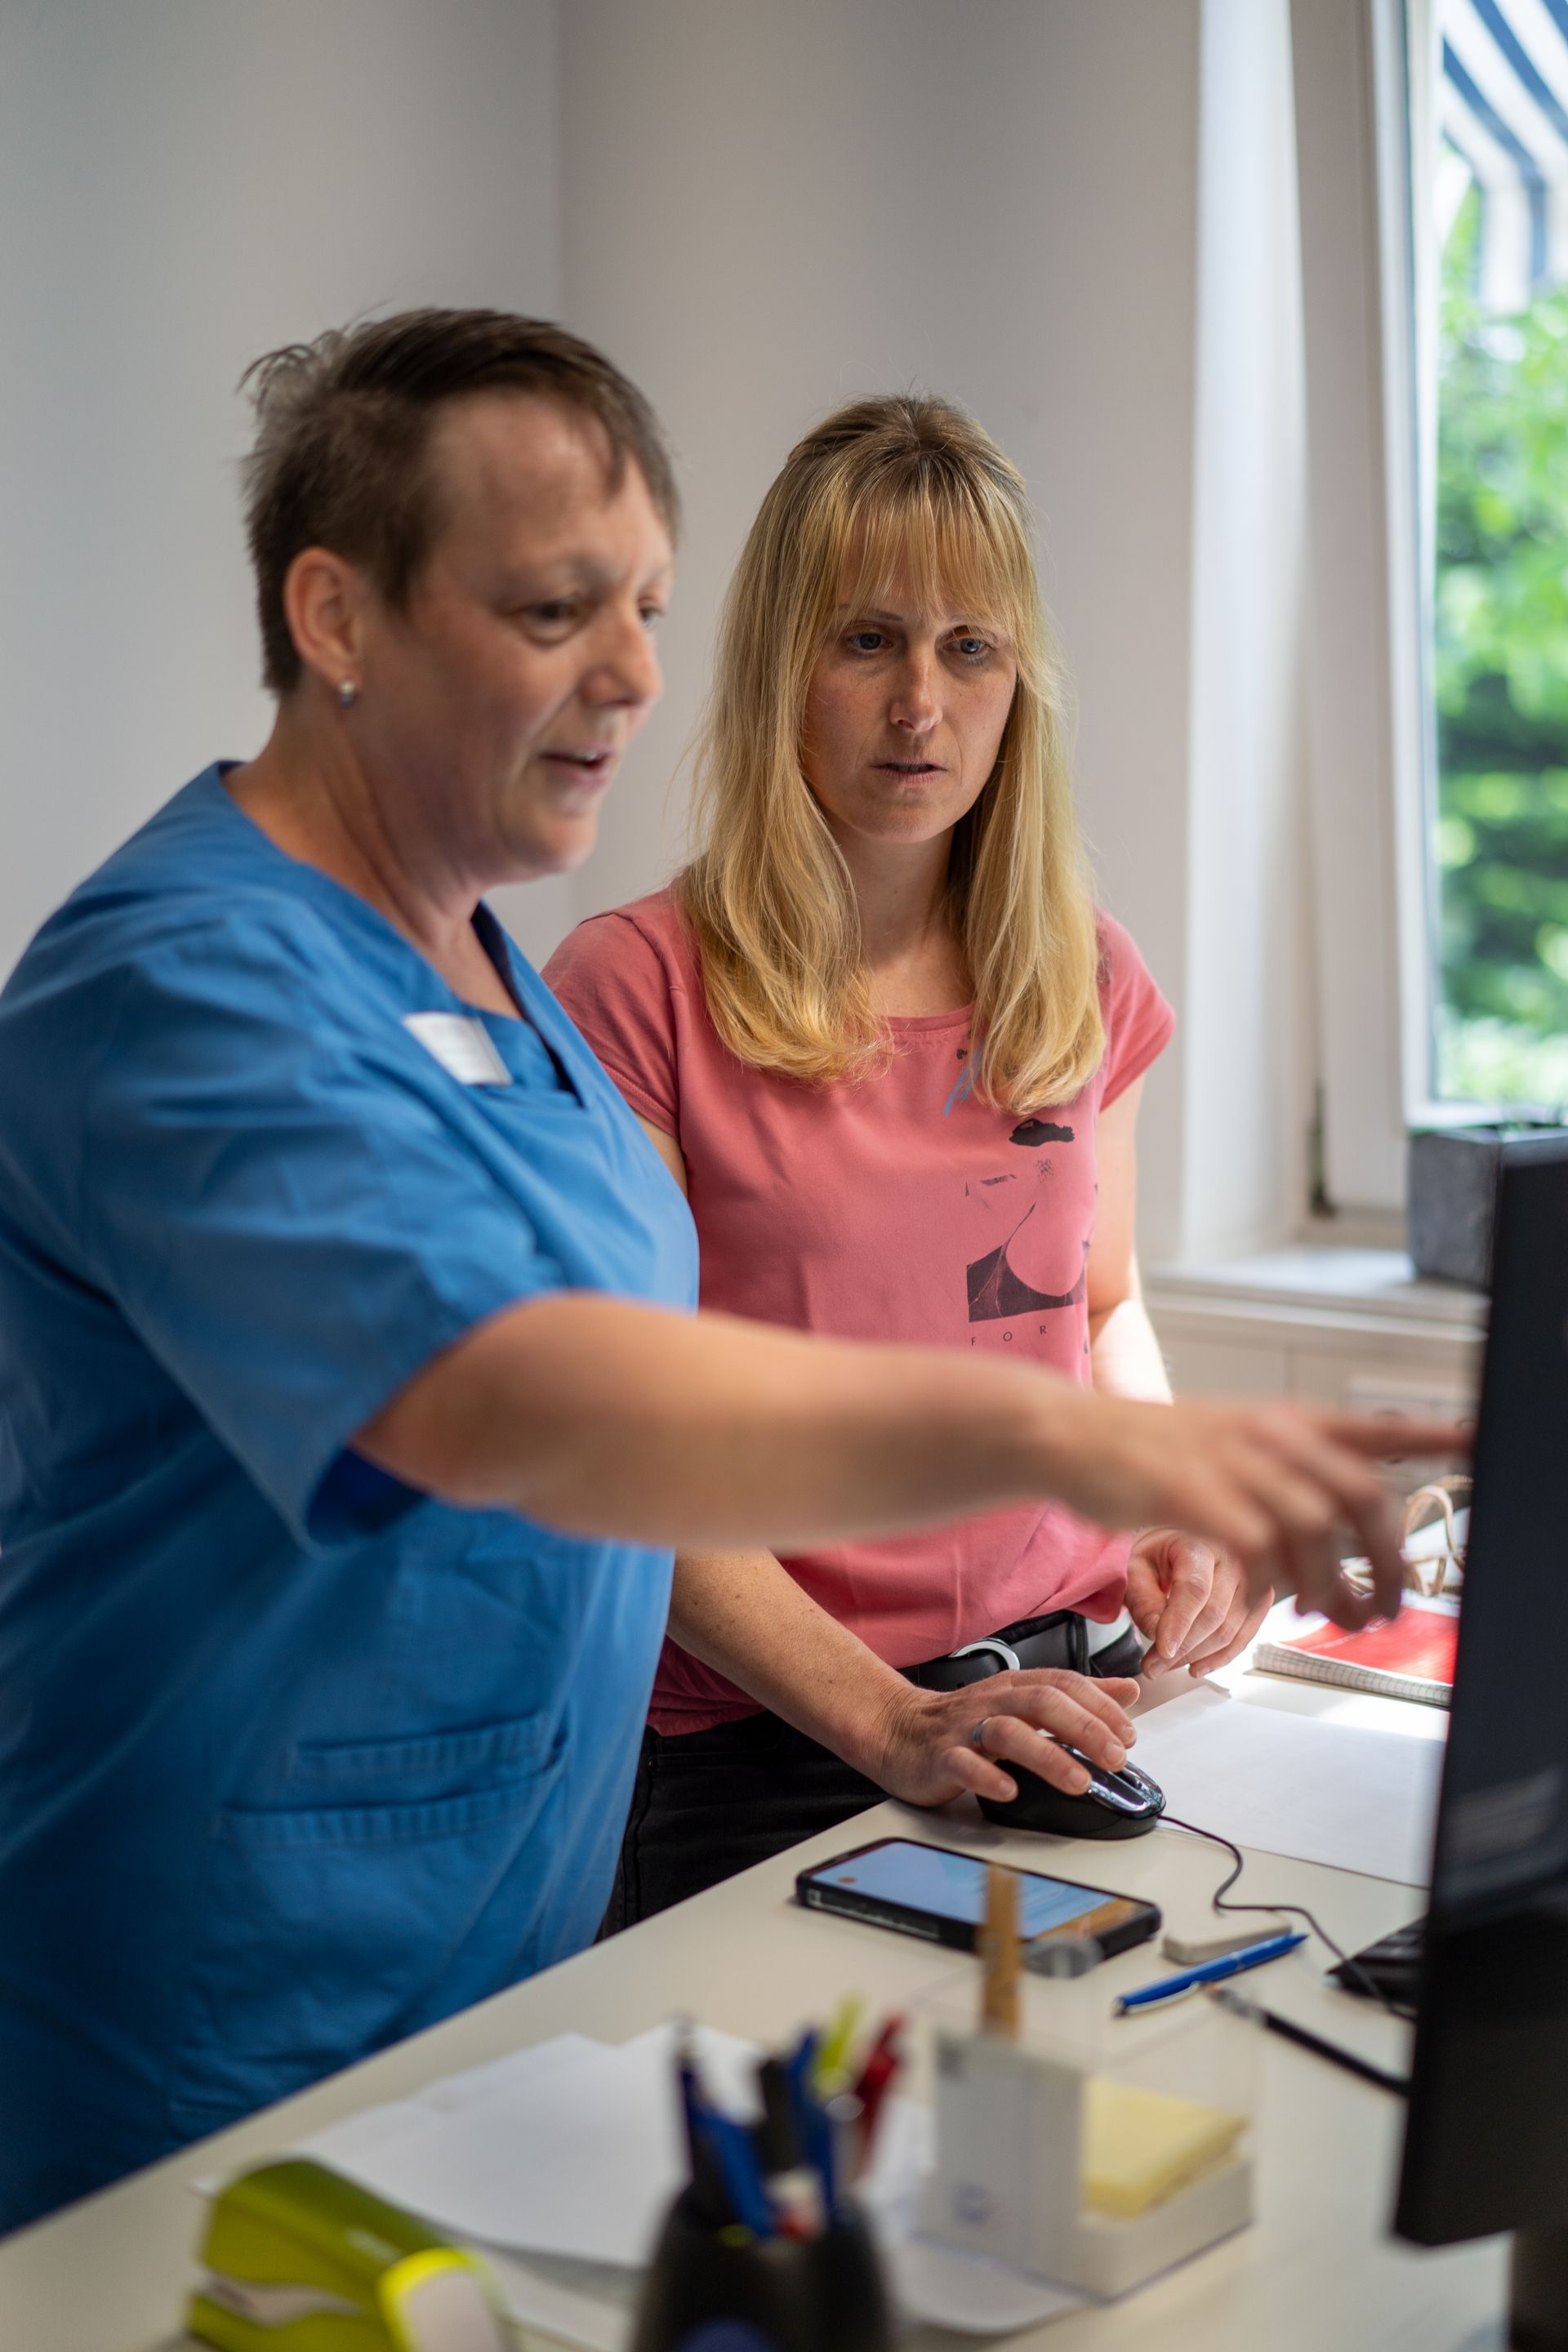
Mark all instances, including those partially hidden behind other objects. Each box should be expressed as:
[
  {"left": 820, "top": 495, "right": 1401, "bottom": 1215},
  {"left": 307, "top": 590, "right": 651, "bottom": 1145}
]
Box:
[{"left": 1147, "top": 1241, "right": 1486, "bottom": 1335}]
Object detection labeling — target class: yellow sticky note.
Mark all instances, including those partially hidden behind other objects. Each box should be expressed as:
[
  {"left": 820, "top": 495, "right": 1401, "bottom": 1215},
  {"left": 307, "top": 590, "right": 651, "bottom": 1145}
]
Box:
[{"left": 1080, "top": 2078, "right": 1245, "bottom": 2219}]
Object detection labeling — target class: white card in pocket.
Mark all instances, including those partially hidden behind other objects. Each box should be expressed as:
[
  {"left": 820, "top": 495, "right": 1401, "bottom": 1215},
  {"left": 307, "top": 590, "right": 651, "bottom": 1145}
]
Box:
[{"left": 403, "top": 1013, "right": 513, "bottom": 1086}]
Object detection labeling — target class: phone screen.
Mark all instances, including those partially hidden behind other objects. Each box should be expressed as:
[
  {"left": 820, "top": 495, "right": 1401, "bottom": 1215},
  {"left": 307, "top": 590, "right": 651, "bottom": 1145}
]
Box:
[{"left": 806, "top": 1841, "right": 1112, "bottom": 1940}]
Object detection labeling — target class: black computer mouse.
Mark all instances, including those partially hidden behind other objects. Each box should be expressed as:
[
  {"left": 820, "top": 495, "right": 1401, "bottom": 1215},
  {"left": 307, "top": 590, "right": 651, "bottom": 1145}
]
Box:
[{"left": 976, "top": 1744, "right": 1166, "bottom": 1839}]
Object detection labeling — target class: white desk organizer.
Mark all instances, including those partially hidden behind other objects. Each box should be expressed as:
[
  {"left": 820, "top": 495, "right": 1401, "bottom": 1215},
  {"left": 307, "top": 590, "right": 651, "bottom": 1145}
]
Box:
[{"left": 919, "top": 1994, "right": 1257, "bottom": 2300}]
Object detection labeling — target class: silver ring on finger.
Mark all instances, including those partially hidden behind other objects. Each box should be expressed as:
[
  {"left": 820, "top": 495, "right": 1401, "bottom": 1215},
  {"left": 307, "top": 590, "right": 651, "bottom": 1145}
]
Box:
[{"left": 969, "top": 1717, "right": 992, "bottom": 1753}]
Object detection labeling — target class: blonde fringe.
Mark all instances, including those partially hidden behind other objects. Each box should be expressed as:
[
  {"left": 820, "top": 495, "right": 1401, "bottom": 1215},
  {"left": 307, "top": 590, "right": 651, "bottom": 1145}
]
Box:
[{"left": 676, "top": 396, "right": 1104, "bottom": 1111}]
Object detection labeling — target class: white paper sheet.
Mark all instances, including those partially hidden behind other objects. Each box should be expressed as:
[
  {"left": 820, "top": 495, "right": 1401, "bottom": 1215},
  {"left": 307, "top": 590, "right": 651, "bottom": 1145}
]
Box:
[
  {"left": 304, "top": 2024, "right": 746, "bottom": 2267},
  {"left": 303, "top": 2032, "right": 604, "bottom": 2181},
  {"left": 1127, "top": 1682, "right": 1444, "bottom": 1884}
]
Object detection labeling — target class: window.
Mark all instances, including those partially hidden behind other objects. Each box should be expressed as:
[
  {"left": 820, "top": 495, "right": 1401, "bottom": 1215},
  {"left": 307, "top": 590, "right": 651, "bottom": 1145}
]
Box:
[
  {"left": 1422, "top": 0, "right": 1568, "bottom": 1113},
  {"left": 1270, "top": 0, "right": 1568, "bottom": 1220}
]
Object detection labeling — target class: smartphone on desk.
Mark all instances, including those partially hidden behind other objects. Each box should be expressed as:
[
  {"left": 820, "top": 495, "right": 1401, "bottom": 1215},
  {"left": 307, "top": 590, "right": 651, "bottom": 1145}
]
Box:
[{"left": 796, "top": 1837, "right": 1160, "bottom": 1959}]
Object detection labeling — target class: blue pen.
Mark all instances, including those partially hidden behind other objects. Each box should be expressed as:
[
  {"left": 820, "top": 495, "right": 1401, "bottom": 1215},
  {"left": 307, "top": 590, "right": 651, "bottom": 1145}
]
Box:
[
  {"left": 676, "top": 2034, "right": 705, "bottom": 2175},
  {"left": 701, "top": 2109, "right": 777, "bottom": 2237},
  {"left": 676, "top": 2035, "right": 724, "bottom": 2223},
  {"left": 800, "top": 2086, "right": 839, "bottom": 2216},
  {"left": 782, "top": 2029, "right": 839, "bottom": 2214},
  {"left": 782, "top": 2029, "right": 818, "bottom": 2144},
  {"left": 678, "top": 2030, "right": 773, "bottom": 2234},
  {"left": 1115, "top": 1931, "right": 1307, "bottom": 2013}
]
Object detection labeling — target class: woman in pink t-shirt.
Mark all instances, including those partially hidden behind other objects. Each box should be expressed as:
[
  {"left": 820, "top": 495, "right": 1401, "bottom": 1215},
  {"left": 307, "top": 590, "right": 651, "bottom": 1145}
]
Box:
[{"left": 546, "top": 395, "right": 1272, "bottom": 1924}]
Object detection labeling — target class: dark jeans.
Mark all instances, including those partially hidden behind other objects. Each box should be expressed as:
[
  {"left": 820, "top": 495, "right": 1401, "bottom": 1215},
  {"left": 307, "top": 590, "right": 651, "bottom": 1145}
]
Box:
[{"left": 600, "top": 1621, "right": 1144, "bottom": 1936}]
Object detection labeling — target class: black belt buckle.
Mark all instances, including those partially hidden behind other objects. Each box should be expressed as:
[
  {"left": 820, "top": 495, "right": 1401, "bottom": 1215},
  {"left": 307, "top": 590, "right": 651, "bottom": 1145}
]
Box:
[{"left": 904, "top": 1610, "right": 1085, "bottom": 1692}]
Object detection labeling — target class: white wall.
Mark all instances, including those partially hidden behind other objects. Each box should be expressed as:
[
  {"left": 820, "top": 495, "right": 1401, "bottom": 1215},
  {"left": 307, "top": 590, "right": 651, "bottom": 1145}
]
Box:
[
  {"left": 0, "top": 0, "right": 566, "bottom": 976},
  {"left": 1, "top": 0, "right": 1325, "bottom": 1263},
  {"left": 560, "top": 0, "right": 1209, "bottom": 1261}
]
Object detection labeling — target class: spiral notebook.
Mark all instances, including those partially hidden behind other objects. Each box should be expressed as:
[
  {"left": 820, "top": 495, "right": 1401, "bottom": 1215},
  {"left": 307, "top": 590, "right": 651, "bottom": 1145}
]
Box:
[{"left": 1250, "top": 1594, "right": 1459, "bottom": 1709}]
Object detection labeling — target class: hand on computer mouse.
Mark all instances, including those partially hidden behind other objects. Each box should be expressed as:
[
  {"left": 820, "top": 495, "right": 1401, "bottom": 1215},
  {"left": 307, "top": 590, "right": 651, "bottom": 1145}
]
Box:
[
  {"left": 1127, "top": 1530, "right": 1272, "bottom": 1678},
  {"left": 866, "top": 1668, "right": 1140, "bottom": 1811},
  {"left": 975, "top": 1745, "right": 1167, "bottom": 1838}
]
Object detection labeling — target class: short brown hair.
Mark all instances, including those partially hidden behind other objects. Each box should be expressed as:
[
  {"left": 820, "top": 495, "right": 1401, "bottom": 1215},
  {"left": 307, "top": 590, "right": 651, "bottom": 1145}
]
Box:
[{"left": 240, "top": 308, "right": 679, "bottom": 693}]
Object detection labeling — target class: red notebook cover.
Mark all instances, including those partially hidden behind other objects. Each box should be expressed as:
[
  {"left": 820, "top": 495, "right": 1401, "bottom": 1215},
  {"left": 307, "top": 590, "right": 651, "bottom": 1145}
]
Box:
[{"left": 1253, "top": 1598, "right": 1459, "bottom": 1704}]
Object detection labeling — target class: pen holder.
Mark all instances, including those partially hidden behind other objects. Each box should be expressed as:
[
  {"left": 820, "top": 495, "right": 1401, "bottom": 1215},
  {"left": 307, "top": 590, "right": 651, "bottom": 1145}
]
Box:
[
  {"left": 630, "top": 2186, "right": 895, "bottom": 2352},
  {"left": 920, "top": 1992, "right": 1258, "bottom": 2299}
]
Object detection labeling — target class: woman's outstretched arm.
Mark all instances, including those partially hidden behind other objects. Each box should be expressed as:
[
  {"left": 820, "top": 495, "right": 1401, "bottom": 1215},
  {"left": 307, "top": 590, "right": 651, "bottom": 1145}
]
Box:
[{"left": 355, "top": 1282, "right": 1457, "bottom": 1630}]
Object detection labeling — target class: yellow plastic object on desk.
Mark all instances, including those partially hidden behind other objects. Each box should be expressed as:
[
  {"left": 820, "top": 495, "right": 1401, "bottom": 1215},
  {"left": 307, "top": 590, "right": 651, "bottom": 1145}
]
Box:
[
  {"left": 187, "top": 2158, "right": 509, "bottom": 2352},
  {"left": 1080, "top": 2078, "right": 1245, "bottom": 2219}
]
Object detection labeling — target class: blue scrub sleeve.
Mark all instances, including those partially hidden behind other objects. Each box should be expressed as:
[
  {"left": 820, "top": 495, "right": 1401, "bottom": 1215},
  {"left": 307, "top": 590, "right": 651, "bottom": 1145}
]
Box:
[{"left": 64, "top": 924, "right": 565, "bottom": 1548}]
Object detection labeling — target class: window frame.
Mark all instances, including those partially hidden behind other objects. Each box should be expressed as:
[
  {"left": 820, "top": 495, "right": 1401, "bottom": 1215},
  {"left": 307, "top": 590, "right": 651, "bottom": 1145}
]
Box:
[
  {"left": 1291, "top": 0, "right": 1405, "bottom": 1217},
  {"left": 1370, "top": 0, "right": 1568, "bottom": 1138},
  {"left": 1290, "top": 0, "right": 1557, "bottom": 1234},
  {"left": 1376, "top": 0, "right": 1453, "bottom": 1129}
]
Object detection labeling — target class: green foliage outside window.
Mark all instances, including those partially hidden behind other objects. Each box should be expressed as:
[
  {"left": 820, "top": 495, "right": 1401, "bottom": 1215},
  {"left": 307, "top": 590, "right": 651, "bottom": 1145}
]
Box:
[{"left": 1434, "top": 183, "right": 1568, "bottom": 1108}]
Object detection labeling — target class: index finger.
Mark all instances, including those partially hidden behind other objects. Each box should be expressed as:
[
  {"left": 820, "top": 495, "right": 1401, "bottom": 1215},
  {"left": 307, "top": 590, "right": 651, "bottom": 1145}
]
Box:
[
  {"left": 1006, "top": 1669, "right": 1139, "bottom": 1744},
  {"left": 1339, "top": 1484, "right": 1405, "bottom": 1624},
  {"left": 1303, "top": 1429, "right": 1407, "bottom": 1623},
  {"left": 1148, "top": 1539, "right": 1217, "bottom": 1663},
  {"left": 977, "top": 1676, "right": 1135, "bottom": 1768},
  {"left": 1324, "top": 1414, "right": 1472, "bottom": 1462}
]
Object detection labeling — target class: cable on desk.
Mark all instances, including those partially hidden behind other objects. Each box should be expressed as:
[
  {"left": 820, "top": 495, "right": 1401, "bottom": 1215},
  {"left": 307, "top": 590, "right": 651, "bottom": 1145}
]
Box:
[{"left": 1159, "top": 1814, "right": 1414, "bottom": 2020}]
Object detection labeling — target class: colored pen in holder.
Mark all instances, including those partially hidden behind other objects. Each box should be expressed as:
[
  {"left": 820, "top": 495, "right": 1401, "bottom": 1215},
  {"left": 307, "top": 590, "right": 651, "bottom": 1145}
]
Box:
[{"left": 631, "top": 2020, "right": 896, "bottom": 2352}]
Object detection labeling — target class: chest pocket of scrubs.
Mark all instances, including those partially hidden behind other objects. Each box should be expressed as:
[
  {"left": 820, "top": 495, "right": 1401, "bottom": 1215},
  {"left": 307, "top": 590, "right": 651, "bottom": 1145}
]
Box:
[{"left": 167, "top": 1710, "right": 566, "bottom": 2136}]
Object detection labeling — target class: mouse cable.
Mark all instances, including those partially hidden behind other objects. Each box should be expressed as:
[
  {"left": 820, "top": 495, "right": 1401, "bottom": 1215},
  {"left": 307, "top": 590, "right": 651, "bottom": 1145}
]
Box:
[{"left": 1158, "top": 1813, "right": 1414, "bottom": 2020}]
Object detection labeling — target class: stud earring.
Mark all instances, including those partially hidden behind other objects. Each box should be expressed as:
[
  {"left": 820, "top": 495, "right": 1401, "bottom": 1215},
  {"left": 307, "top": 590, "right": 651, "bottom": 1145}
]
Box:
[{"left": 337, "top": 679, "right": 359, "bottom": 709}]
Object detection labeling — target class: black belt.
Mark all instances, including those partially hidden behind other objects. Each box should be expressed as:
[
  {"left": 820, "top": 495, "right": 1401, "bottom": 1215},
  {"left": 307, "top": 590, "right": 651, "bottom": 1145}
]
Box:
[{"left": 902, "top": 1608, "right": 1090, "bottom": 1692}]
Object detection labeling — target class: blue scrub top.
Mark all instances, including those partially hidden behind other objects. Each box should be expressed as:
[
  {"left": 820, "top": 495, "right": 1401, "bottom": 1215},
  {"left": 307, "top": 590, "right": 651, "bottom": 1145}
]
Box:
[{"left": 0, "top": 766, "right": 698, "bottom": 2230}]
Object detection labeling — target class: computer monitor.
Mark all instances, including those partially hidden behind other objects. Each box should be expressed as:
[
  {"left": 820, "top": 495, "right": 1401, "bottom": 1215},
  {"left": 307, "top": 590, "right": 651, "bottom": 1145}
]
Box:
[{"left": 1396, "top": 1139, "right": 1568, "bottom": 2345}]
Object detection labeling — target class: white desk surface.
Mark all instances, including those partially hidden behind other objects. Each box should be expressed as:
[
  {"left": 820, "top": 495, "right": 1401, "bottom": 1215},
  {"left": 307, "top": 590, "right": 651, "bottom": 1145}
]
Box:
[{"left": 0, "top": 1664, "right": 1508, "bottom": 2352}]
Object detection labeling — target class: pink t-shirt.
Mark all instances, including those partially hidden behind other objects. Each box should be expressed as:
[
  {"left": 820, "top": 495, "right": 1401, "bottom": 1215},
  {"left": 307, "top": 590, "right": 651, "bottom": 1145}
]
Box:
[{"left": 544, "top": 893, "right": 1174, "bottom": 1734}]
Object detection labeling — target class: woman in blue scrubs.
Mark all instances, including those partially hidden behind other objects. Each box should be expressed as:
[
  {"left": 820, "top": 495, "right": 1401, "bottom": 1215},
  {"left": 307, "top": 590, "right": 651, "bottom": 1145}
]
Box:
[{"left": 0, "top": 310, "right": 1446, "bottom": 2231}]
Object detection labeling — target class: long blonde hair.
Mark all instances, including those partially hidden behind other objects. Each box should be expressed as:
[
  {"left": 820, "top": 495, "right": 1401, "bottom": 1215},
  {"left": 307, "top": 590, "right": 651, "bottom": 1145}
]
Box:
[{"left": 677, "top": 395, "right": 1104, "bottom": 1111}]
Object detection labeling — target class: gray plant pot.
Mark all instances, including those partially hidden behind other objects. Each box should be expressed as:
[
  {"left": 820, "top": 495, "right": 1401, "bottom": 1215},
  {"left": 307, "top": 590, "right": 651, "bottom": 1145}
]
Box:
[{"left": 1407, "top": 1126, "right": 1568, "bottom": 1290}]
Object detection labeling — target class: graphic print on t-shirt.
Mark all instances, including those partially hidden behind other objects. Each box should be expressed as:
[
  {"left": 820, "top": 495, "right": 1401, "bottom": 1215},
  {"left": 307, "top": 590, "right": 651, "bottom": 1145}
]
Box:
[
  {"left": 964, "top": 1119, "right": 1088, "bottom": 1325},
  {"left": 1009, "top": 1117, "right": 1074, "bottom": 1148}
]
